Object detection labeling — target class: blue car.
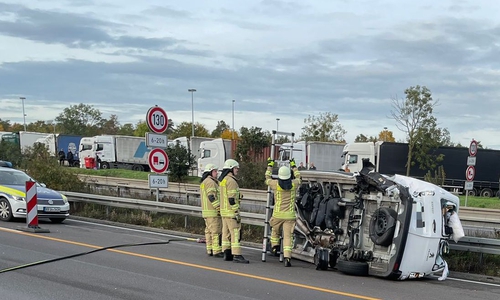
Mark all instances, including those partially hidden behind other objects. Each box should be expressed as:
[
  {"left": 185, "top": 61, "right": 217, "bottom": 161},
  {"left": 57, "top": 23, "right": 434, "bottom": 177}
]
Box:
[{"left": 0, "top": 168, "right": 70, "bottom": 223}]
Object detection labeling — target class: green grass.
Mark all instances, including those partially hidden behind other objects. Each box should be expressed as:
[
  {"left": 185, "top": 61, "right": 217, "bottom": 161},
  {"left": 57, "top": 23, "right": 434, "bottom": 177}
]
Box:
[
  {"left": 458, "top": 195, "right": 500, "bottom": 209},
  {"left": 67, "top": 167, "right": 201, "bottom": 184}
]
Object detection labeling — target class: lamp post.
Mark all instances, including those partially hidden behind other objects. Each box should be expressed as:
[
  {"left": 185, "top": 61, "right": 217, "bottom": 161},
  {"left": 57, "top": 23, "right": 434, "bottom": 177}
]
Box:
[
  {"left": 19, "top": 97, "right": 27, "bottom": 131},
  {"left": 276, "top": 118, "right": 280, "bottom": 132},
  {"left": 232, "top": 100, "right": 235, "bottom": 140},
  {"left": 188, "top": 89, "right": 196, "bottom": 137},
  {"left": 383, "top": 127, "right": 388, "bottom": 142}
]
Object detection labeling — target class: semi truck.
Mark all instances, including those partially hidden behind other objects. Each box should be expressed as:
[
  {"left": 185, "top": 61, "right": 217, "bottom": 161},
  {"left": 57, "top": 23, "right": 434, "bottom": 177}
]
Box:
[
  {"left": 197, "top": 138, "right": 233, "bottom": 176},
  {"left": 168, "top": 137, "right": 225, "bottom": 176},
  {"left": 1, "top": 131, "right": 51, "bottom": 152},
  {"left": 79, "top": 135, "right": 151, "bottom": 171},
  {"left": 277, "top": 141, "right": 345, "bottom": 171},
  {"left": 342, "top": 141, "right": 500, "bottom": 197},
  {"left": 35, "top": 134, "right": 83, "bottom": 166}
]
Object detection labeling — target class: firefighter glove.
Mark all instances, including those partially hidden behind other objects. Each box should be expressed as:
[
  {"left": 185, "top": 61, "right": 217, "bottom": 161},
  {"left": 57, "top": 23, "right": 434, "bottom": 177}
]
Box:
[
  {"left": 234, "top": 213, "right": 241, "bottom": 223},
  {"left": 290, "top": 158, "right": 296, "bottom": 168},
  {"left": 267, "top": 157, "right": 275, "bottom": 167}
]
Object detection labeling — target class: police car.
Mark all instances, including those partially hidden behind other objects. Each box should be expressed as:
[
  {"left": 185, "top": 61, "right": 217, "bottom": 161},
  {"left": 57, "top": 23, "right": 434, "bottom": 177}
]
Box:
[{"left": 0, "top": 167, "right": 70, "bottom": 223}]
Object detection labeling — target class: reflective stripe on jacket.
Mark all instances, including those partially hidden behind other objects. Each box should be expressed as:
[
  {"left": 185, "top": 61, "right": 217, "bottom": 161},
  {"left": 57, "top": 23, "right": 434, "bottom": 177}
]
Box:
[
  {"left": 200, "top": 176, "right": 220, "bottom": 218},
  {"left": 265, "top": 166, "right": 301, "bottom": 220},
  {"left": 219, "top": 174, "right": 240, "bottom": 218}
]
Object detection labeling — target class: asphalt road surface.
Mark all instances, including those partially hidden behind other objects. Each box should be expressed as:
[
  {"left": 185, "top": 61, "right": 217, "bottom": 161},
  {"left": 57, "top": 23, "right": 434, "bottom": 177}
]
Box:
[{"left": 0, "top": 218, "right": 499, "bottom": 300}]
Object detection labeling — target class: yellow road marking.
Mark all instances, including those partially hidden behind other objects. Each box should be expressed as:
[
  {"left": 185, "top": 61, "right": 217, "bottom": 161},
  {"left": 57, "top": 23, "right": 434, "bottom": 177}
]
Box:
[{"left": 0, "top": 227, "right": 380, "bottom": 300}]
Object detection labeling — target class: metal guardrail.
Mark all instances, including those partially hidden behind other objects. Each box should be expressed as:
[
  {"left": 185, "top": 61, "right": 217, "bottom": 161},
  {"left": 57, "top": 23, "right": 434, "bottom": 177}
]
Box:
[{"left": 63, "top": 191, "right": 500, "bottom": 256}]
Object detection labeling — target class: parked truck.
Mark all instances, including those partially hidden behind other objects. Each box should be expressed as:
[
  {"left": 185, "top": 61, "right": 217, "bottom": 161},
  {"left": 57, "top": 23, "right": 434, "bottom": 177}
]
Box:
[
  {"left": 342, "top": 141, "right": 500, "bottom": 197},
  {"left": 277, "top": 141, "right": 346, "bottom": 171},
  {"left": 36, "top": 134, "right": 83, "bottom": 166},
  {"left": 1, "top": 131, "right": 51, "bottom": 152},
  {"left": 169, "top": 137, "right": 220, "bottom": 176},
  {"left": 197, "top": 138, "right": 233, "bottom": 176},
  {"left": 79, "top": 135, "right": 151, "bottom": 171}
]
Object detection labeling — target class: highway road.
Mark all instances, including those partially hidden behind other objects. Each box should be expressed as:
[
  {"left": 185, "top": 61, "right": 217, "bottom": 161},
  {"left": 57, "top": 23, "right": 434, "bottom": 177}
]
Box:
[{"left": 0, "top": 219, "right": 499, "bottom": 300}]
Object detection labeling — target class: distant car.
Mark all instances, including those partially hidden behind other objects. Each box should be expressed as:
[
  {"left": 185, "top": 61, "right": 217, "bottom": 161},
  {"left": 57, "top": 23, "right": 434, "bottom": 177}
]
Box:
[
  {"left": 0, "top": 168, "right": 70, "bottom": 223},
  {"left": 0, "top": 160, "right": 13, "bottom": 168}
]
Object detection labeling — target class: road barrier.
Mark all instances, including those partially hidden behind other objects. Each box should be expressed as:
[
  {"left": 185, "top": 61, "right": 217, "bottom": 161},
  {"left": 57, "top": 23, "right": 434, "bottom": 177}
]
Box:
[{"left": 63, "top": 191, "right": 500, "bottom": 256}]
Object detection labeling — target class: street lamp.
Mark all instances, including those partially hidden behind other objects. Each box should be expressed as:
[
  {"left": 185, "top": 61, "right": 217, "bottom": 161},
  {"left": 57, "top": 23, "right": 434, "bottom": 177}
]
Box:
[
  {"left": 19, "top": 97, "right": 27, "bottom": 131},
  {"left": 383, "top": 127, "right": 388, "bottom": 142},
  {"left": 232, "top": 100, "right": 235, "bottom": 140},
  {"left": 276, "top": 118, "right": 280, "bottom": 132},
  {"left": 188, "top": 89, "right": 196, "bottom": 137}
]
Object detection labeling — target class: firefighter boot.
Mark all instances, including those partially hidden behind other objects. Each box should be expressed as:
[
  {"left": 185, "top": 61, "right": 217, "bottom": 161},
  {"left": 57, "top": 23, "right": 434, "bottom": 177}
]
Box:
[
  {"left": 233, "top": 255, "right": 249, "bottom": 264},
  {"left": 271, "top": 245, "right": 280, "bottom": 257},
  {"left": 223, "top": 249, "right": 233, "bottom": 261},
  {"left": 213, "top": 252, "right": 224, "bottom": 258},
  {"left": 284, "top": 258, "right": 292, "bottom": 267}
]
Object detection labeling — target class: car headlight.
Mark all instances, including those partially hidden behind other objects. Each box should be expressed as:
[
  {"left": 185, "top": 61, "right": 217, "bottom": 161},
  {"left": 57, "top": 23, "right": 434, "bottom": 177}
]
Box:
[
  {"left": 12, "top": 195, "right": 26, "bottom": 202},
  {"left": 61, "top": 194, "right": 68, "bottom": 204}
]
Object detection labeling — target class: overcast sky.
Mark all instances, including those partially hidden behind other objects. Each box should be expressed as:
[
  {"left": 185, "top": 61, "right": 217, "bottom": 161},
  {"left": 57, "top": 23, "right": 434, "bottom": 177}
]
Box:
[{"left": 1, "top": 0, "right": 499, "bottom": 148}]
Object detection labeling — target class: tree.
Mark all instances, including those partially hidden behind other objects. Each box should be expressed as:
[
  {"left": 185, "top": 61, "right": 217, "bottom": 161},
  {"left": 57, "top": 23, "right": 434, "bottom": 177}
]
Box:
[
  {"left": 101, "top": 114, "right": 121, "bottom": 135},
  {"left": 118, "top": 123, "right": 135, "bottom": 136},
  {"left": 235, "top": 126, "right": 271, "bottom": 189},
  {"left": 166, "top": 141, "right": 195, "bottom": 182},
  {"left": 0, "top": 119, "right": 11, "bottom": 131},
  {"left": 55, "top": 103, "right": 104, "bottom": 136},
  {"left": 300, "top": 112, "right": 346, "bottom": 142},
  {"left": 354, "top": 134, "right": 377, "bottom": 142},
  {"left": 170, "top": 122, "right": 210, "bottom": 139},
  {"left": 390, "top": 85, "right": 449, "bottom": 176},
  {"left": 221, "top": 129, "right": 239, "bottom": 140},
  {"left": 211, "top": 120, "right": 230, "bottom": 138},
  {"left": 134, "top": 121, "right": 149, "bottom": 137},
  {"left": 378, "top": 129, "right": 395, "bottom": 142}
]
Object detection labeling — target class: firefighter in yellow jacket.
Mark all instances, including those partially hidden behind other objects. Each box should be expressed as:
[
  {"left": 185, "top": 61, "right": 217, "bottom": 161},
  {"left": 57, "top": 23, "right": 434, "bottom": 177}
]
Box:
[
  {"left": 219, "top": 159, "right": 249, "bottom": 263},
  {"left": 265, "top": 158, "right": 301, "bottom": 267},
  {"left": 200, "top": 163, "right": 223, "bottom": 257}
]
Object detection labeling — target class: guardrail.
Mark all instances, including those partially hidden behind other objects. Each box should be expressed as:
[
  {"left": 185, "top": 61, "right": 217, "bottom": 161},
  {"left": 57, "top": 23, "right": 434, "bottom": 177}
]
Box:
[{"left": 64, "top": 191, "right": 500, "bottom": 256}]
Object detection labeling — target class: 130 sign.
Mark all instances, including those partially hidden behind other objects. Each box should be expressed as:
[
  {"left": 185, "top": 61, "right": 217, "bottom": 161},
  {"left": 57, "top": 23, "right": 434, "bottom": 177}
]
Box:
[{"left": 146, "top": 106, "right": 168, "bottom": 134}]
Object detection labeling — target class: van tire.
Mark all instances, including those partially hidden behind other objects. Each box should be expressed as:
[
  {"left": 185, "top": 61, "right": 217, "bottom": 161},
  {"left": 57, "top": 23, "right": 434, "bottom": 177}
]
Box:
[
  {"left": 337, "top": 259, "right": 369, "bottom": 276},
  {"left": 369, "top": 207, "right": 397, "bottom": 247}
]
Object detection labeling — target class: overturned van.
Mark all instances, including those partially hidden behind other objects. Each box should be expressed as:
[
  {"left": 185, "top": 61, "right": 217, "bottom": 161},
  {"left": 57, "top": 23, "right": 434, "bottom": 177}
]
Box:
[{"left": 291, "top": 160, "right": 461, "bottom": 280}]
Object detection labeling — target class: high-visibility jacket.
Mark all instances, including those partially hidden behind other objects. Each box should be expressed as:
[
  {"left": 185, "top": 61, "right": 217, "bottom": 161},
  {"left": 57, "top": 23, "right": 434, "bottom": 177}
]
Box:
[
  {"left": 219, "top": 173, "right": 240, "bottom": 218},
  {"left": 200, "top": 176, "right": 220, "bottom": 218},
  {"left": 265, "top": 166, "right": 301, "bottom": 220}
]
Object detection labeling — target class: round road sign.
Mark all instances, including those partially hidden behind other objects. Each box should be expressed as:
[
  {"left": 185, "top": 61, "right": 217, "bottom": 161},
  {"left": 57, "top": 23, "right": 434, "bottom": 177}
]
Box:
[
  {"left": 148, "top": 148, "right": 169, "bottom": 173},
  {"left": 146, "top": 106, "right": 168, "bottom": 134},
  {"left": 469, "top": 139, "right": 478, "bottom": 157},
  {"left": 465, "top": 165, "right": 475, "bottom": 181}
]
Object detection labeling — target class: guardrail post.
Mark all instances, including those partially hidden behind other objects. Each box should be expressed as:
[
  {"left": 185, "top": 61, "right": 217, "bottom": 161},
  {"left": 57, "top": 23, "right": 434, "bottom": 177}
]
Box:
[{"left": 185, "top": 215, "right": 188, "bottom": 228}]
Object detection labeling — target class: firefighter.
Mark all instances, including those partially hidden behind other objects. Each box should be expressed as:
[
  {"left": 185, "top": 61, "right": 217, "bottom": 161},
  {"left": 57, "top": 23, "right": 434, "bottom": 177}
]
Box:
[
  {"left": 265, "top": 158, "right": 301, "bottom": 267},
  {"left": 219, "top": 159, "right": 249, "bottom": 264},
  {"left": 200, "top": 163, "right": 223, "bottom": 257}
]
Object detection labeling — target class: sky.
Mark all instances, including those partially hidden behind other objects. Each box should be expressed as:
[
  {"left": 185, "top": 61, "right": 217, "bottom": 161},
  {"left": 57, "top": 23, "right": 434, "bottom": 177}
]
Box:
[{"left": 0, "top": 0, "right": 499, "bottom": 148}]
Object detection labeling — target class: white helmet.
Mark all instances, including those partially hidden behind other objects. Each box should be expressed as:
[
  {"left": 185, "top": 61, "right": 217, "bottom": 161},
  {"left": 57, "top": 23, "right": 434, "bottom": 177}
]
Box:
[
  {"left": 223, "top": 159, "right": 240, "bottom": 169},
  {"left": 204, "top": 163, "right": 218, "bottom": 172},
  {"left": 278, "top": 166, "right": 291, "bottom": 180}
]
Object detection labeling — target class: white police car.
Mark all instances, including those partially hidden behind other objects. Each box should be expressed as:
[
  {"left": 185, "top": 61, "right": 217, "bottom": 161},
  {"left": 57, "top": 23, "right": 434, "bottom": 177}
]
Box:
[{"left": 0, "top": 168, "right": 70, "bottom": 223}]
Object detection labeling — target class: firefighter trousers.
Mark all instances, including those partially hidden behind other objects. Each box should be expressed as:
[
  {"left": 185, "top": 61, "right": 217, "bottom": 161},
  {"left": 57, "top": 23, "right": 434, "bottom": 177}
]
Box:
[
  {"left": 270, "top": 217, "right": 296, "bottom": 258},
  {"left": 204, "top": 216, "right": 222, "bottom": 255},
  {"left": 221, "top": 217, "right": 242, "bottom": 255}
]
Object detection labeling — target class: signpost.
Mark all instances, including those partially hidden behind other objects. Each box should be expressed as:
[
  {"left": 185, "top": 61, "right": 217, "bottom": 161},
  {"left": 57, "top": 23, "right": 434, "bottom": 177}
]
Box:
[
  {"left": 465, "top": 139, "right": 478, "bottom": 207},
  {"left": 145, "top": 105, "right": 169, "bottom": 201}
]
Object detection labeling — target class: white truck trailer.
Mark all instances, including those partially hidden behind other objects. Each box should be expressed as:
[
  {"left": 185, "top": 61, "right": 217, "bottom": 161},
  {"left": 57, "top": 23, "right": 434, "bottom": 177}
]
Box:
[{"left": 277, "top": 141, "right": 345, "bottom": 171}]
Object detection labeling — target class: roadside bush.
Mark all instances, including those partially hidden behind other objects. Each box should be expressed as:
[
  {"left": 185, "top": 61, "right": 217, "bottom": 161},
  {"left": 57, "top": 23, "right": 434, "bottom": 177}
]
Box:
[
  {"left": 238, "top": 161, "right": 267, "bottom": 190},
  {"left": 19, "top": 143, "right": 85, "bottom": 191}
]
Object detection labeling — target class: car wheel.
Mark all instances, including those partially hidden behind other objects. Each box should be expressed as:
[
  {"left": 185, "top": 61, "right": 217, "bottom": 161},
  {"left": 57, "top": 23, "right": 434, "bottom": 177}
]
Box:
[
  {"left": 0, "top": 198, "right": 13, "bottom": 222},
  {"left": 337, "top": 259, "right": 369, "bottom": 276},
  {"left": 369, "top": 207, "right": 397, "bottom": 247},
  {"left": 50, "top": 218, "right": 66, "bottom": 224}
]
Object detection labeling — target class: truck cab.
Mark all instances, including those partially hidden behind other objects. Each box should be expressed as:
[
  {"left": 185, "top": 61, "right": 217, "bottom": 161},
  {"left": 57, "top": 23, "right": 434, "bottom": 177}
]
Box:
[
  {"left": 79, "top": 137, "right": 96, "bottom": 168},
  {"left": 198, "top": 138, "right": 232, "bottom": 176},
  {"left": 278, "top": 142, "right": 305, "bottom": 168},
  {"left": 342, "top": 142, "right": 378, "bottom": 173}
]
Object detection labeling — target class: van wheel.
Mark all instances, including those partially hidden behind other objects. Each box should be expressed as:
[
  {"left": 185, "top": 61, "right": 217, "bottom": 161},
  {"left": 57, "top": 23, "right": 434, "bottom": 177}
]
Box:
[
  {"left": 314, "top": 248, "right": 329, "bottom": 271},
  {"left": 0, "top": 198, "right": 13, "bottom": 222},
  {"left": 337, "top": 259, "right": 369, "bottom": 276},
  {"left": 369, "top": 207, "right": 397, "bottom": 247}
]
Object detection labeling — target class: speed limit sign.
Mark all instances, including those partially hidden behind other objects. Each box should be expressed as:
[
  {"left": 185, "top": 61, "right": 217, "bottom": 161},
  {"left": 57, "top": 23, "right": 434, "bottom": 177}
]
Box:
[{"left": 146, "top": 106, "right": 168, "bottom": 134}]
